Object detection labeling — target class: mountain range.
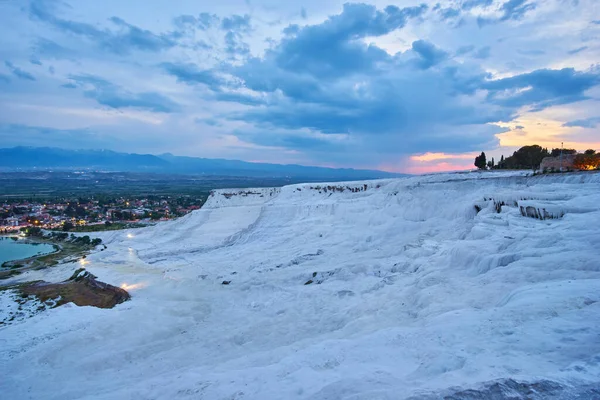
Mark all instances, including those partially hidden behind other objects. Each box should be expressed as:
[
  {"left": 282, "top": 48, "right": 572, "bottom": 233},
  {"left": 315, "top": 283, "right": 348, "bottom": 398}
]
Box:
[{"left": 0, "top": 147, "right": 403, "bottom": 180}]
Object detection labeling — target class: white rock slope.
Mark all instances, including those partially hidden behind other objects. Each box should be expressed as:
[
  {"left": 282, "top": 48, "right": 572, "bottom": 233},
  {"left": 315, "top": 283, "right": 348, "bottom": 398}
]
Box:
[{"left": 1, "top": 171, "right": 600, "bottom": 399}]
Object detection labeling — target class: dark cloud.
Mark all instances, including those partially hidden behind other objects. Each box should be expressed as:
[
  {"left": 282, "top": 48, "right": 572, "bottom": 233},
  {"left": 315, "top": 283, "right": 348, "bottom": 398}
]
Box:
[
  {"left": 160, "top": 62, "right": 224, "bottom": 90},
  {"left": 412, "top": 40, "right": 448, "bottom": 69},
  {"left": 0, "top": 74, "right": 10, "bottom": 83},
  {"left": 157, "top": 3, "right": 599, "bottom": 156},
  {"left": 562, "top": 117, "right": 600, "bottom": 128},
  {"left": 30, "top": 58, "right": 42, "bottom": 66},
  {"left": 300, "top": 8, "right": 307, "bottom": 19},
  {"left": 4, "top": 61, "right": 36, "bottom": 81},
  {"left": 272, "top": 3, "right": 427, "bottom": 78},
  {"left": 484, "top": 68, "right": 599, "bottom": 110},
  {"left": 234, "top": 129, "right": 341, "bottom": 152},
  {"left": 65, "top": 74, "right": 180, "bottom": 112}
]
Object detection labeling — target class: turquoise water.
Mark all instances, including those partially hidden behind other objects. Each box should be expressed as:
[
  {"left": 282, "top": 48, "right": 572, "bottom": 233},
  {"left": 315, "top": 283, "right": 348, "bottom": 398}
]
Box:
[{"left": 0, "top": 237, "right": 56, "bottom": 265}]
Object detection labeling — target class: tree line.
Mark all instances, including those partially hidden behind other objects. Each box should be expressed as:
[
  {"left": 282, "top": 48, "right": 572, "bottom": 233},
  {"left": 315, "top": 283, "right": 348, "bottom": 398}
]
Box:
[{"left": 474, "top": 145, "right": 598, "bottom": 171}]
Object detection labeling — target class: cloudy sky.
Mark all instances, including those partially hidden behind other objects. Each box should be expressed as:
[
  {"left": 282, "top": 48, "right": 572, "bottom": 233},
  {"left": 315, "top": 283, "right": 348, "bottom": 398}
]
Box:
[{"left": 0, "top": 0, "right": 598, "bottom": 173}]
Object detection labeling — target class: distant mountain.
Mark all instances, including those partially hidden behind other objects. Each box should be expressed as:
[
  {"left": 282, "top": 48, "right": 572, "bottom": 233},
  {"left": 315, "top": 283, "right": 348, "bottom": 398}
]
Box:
[{"left": 0, "top": 147, "right": 404, "bottom": 180}]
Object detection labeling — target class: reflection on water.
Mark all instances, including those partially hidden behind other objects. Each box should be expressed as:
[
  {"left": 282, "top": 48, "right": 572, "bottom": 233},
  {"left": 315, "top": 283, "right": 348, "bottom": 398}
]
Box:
[{"left": 0, "top": 237, "right": 56, "bottom": 265}]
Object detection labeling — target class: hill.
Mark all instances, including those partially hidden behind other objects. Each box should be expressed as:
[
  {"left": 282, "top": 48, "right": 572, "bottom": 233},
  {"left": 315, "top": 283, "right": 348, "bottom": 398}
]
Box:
[
  {"left": 0, "top": 147, "right": 403, "bottom": 180},
  {"left": 2, "top": 171, "right": 600, "bottom": 398}
]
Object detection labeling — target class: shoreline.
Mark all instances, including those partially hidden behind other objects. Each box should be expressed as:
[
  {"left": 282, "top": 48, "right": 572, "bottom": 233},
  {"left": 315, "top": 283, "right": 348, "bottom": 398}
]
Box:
[
  {"left": 0, "top": 235, "right": 62, "bottom": 266},
  {"left": 0, "top": 235, "right": 98, "bottom": 281}
]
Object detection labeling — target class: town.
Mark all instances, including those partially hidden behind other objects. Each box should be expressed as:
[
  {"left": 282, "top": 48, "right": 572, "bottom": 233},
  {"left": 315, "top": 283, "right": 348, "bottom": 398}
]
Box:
[{"left": 0, "top": 195, "right": 206, "bottom": 233}]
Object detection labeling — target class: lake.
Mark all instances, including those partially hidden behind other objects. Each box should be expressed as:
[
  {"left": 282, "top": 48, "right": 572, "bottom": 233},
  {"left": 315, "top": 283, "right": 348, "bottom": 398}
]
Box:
[{"left": 0, "top": 237, "right": 57, "bottom": 265}]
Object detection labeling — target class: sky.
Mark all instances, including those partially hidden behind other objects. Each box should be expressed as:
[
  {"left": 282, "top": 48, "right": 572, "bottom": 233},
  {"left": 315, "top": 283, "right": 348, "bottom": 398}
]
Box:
[{"left": 0, "top": 0, "right": 598, "bottom": 173}]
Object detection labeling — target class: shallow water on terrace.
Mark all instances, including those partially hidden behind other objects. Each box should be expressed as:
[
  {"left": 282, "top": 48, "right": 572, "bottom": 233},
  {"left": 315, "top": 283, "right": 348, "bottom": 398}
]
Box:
[{"left": 0, "top": 236, "right": 56, "bottom": 264}]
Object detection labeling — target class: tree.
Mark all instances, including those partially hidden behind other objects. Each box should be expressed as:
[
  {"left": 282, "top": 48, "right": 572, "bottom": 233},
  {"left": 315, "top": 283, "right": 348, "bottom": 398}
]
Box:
[
  {"left": 503, "top": 145, "right": 549, "bottom": 170},
  {"left": 574, "top": 153, "right": 600, "bottom": 170},
  {"left": 497, "top": 155, "right": 505, "bottom": 169},
  {"left": 550, "top": 148, "right": 577, "bottom": 157},
  {"left": 474, "top": 152, "right": 487, "bottom": 170},
  {"left": 55, "top": 232, "right": 69, "bottom": 241},
  {"left": 63, "top": 221, "right": 74, "bottom": 231},
  {"left": 584, "top": 149, "right": 596, "bottom": 155},
  {"left": 26, "top": 226, "right": 42, "bottom": 236},
  {"left": 150, "top": 212, "right": 163, "bottom": 220}
]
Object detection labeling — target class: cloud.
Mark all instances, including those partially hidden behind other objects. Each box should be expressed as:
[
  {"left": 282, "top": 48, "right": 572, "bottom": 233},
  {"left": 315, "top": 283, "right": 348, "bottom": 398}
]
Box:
[
  {"left": 234, "top": 128, "right": 344, "bottom": 152},
  {"left": 29, "top": 0, "right": 176, "bottom": 54},
  {"left": 517, "top": 49, "right": 545, "bottom": 56},
  {"left": 220, "top": 14, "right": 252, "bottom": 56},
  {"left": 410, "top": 152, "right": 476, "bottom": 161},
  {"left": 461, "top": 0, "right": 494, "bottom": 10},
  {"left": 160, "top": 62, "right": 224, "bottom": 90},
  {"left": 224, "top": 30, "right": 250, "bottom": 55},
  {"left": 65, "top": 74, "right": 180, "bottom": 112},
  {"left": 499, "top": 0, "right": 537, "bottom": 21},
  {"left": 456, "top": 45, "right": 475, "bottom": 55},
  {"left": 484, "top": 68, "right": 600, "bottom": 110},
  {"left": 412, "top": 40, "right": 448, "bottom": 69},
  {"left": 267, "top": 3, "right": 427, "bottom": 79},
  {"left": 473, "top": 46, "right": 491, "bottom": 59},
  {"left": 568, "top": 46, "right": 587, "bottom": 55},
  {"left": 196, "top": 118, "right": 222, "bottom": 127},
  {"left": 4, "top": 61, "right": 36, "bottom": 81},
  {"left": 0, "top": 74, "right": 10, "bottom": 83},
  {"left": 563, "top": 116, "right": 600, "bottom": 128},
  {"left": 30, "top": 58, "right": 42, "bottom": 66},
  {"left": 221, "top": 14, "right": 251, "bottom": 32},
  {"left": 31, "top": 38, "right": 75, "bottom": 59},
  {"left": 0, "top": 124, "right": 119, "bottom": 149},
  {"left": 2, "top": 0, "right": 597, "bottom": 169},
  {"left": 157, "top": 3, "right": 600, "bottom": 159},
  {"left": 173, "top": 13, "right": 219, "bottom": 31},
  {"left": 437, "top": 7, "right": 461, "bottom": 21},
  {"left": 478, "top": 0, "right": 537, "bottom": 26}
]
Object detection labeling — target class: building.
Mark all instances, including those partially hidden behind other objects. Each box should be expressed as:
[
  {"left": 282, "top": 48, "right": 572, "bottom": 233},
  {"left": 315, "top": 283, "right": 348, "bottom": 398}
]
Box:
[
  {"left": 540, "top": 154, "right": 577, "bottom": 171},
  {"left": 3, "top": 217, "right": 20, "bottom": 227}
]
